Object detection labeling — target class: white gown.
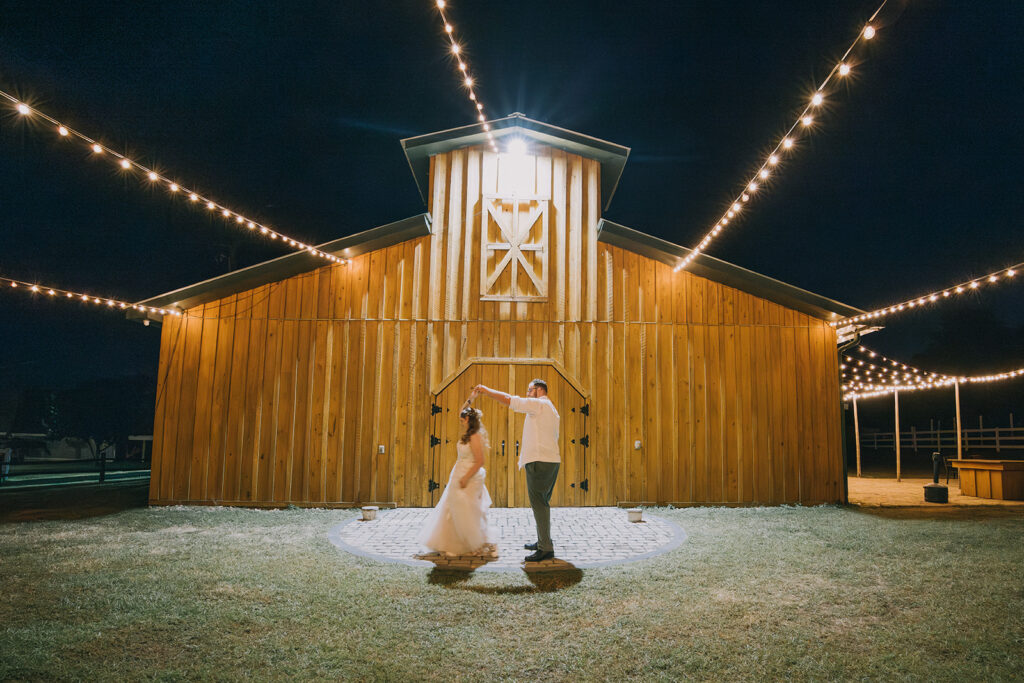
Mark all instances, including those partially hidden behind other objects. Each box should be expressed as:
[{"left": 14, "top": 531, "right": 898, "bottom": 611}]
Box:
[{"left": 418, "top": 441, "right": 493, "bottom": 555}]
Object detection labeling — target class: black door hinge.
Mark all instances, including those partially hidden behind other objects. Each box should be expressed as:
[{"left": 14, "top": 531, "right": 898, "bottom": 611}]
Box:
[
  {"left": 428, "top": 479, "right": 440, "bottom": 492},
  {"left": 431, "top": 403, "right": 442, "bottom": 415},
  {"left": 580, "top": 435, "right": 590, "bottom": 448},
  {"left": 581, "top": 403, "right": 590, "bottom": 416},
  {"left": 580, "top": 478, "right": 589, "bottom": 492},
  {"left": 429, "top": 435, "right": 441, "bottom": 448}
]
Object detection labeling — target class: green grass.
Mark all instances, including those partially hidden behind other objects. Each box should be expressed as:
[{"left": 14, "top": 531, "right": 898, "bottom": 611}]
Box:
[{"left": 1, "top": 505, "right": 1022, "bottom": 681}]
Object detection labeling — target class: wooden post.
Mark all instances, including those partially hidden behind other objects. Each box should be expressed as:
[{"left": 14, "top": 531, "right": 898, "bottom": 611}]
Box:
[
  {"left": 853, "top": 397, "right": 862, "bottom": 478},
  {"left": 955, "top": 380, "right": 963, "bottom": 461},
  {"left": 894, "top": 389, "right": 901, "bottom": 482}
]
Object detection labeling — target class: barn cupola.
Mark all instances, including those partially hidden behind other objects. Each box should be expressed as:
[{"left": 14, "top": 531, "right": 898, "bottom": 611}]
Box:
[{"left": 401, "top": 114, "right": 629, "bottom": 310}]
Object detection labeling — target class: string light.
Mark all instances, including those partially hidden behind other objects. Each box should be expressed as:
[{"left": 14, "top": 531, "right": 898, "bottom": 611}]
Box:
[
  {"left": 431, "top": 0, "right": 498, "bottom": 153},
  {"left": 832, "top": 261, "right": 1024, "bottom": 327},
  {"left": 844, "top": 368, "right": 1024, "bottom": 401},
  {"left": 1, "top": 274, "right": 181, "bottom": 317},
  {"left": 841, "top": 345, "right": 1024, "bottom": 400},
  {"left": 675, "top": 0, "right": 890, "bottom": 272},
  {"left": 0, "top": 90, "right": 348, "bottom": 266}
]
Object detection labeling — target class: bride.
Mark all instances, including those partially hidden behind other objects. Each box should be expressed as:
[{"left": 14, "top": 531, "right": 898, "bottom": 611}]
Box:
[{"left": 418, "top": 393, "right": 495, "bottom": 556}]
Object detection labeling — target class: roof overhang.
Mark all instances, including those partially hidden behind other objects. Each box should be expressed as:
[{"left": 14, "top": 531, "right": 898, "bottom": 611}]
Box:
[
  {"left": 401, "top": 113, "right": 630, "bottom": 211},
  {"left": 129, "top": 214, "right": 431, "bottom": 323},
  {"left": 597, "top": 219, "right": 868, "bottom": 326}
]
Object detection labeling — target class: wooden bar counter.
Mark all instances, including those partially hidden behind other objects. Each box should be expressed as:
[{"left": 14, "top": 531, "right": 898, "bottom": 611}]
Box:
[{"left": 951, "top": 459, "right": 1024, "bottom": 500}]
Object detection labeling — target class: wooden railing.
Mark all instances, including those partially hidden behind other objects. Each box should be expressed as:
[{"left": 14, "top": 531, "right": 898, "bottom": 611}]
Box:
[{"left": 861, "top": 425, "right": 1024, "bottom": 453}]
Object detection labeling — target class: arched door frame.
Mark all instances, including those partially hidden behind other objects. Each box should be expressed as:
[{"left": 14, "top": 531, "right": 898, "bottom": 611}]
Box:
[{"left": 431, "top": 357, "right": 589, "bottom": 399}]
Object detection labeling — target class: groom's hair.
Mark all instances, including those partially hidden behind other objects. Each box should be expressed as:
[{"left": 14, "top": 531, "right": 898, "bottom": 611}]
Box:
[{"left": 529, "top": 379, "right": 548, "bottom": 394}]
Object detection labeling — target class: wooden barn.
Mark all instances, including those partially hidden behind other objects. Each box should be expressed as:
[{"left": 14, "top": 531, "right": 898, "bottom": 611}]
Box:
[{"left": 137, "top": 114, "right": 864, "bottom": 509}]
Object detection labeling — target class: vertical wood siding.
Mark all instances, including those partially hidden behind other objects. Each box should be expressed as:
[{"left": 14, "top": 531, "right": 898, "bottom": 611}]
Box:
[{"left": 149, "top": 144, "right": 843, "bottom": 507}]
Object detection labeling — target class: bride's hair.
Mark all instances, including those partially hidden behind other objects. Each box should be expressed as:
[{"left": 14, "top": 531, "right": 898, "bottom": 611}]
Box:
[{"left": 459, "top": 406, "right": 489, "bottom": 448}]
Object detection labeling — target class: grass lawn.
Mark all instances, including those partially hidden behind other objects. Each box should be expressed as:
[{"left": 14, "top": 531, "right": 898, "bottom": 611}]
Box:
[{"left": 1, "top": 503, "right": 1022, "bottom": 681}]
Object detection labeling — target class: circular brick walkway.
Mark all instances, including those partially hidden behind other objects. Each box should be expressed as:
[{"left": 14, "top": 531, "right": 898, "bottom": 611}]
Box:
[{"left": 328, "top": 507, "right": 686, "bottom": 572}]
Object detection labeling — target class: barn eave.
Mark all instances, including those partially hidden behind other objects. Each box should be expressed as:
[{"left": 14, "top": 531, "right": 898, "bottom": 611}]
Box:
[
  {"left": 597, "top": 219, "right": 867, "bottom": 325},
  {"left": 128, "top": 213, "right": 431, "bottom": 323}
]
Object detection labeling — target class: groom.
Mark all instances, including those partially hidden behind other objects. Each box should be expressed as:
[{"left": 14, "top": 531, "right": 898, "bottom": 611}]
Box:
[{"left": 474, "top": 379, "right": 560, "bottom": 562}]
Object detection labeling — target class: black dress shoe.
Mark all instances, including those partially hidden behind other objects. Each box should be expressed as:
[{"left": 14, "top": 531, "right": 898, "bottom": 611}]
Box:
[
  {"left": 524, "top": 542, "right": 538, "bottom": 550},
  {"left": 524, "top": 549, "right": 554, "bottom": 562}
]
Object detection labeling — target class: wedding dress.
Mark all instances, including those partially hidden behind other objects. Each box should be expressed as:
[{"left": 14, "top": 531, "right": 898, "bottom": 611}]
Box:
[{"left": 418, "top": 440, "right": 493, "bottom": 555}]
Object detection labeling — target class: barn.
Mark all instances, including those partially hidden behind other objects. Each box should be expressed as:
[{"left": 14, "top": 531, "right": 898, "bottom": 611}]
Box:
[{"left": 136, "top": 114, "right": 864, "bottom": 509}]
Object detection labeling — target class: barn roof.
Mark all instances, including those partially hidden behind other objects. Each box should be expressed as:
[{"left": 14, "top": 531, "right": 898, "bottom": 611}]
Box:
[
  {"left": 598, "top": 220, "right": 864, "bottom": 323},
  {"left": 132, "top": 116, "right": 864, "bottom": 328},
  {"left": 130, "top": 214, "right": 430, "bottom": 319},
  {"left": 131, "top": 211, "right": 863, "bottom": 326},
  {"left": 401, "top": 113, "right": 631, "bottom": 211}
]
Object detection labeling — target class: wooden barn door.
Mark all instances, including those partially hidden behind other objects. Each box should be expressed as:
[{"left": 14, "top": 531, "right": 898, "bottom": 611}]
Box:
[
  {"left": 508, "top": 365, "right": 588, "bottom": 508},
  {"left": 430, "top": 363, "right": 588, "bottom": 507},
  {"left": 428, "top": 364, "right": 512, "bottom": 508}
]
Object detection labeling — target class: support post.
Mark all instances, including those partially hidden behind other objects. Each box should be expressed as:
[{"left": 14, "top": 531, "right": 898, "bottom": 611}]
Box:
[
  {"left": 955, "top": 380, "right": 963, "bottom": 461},
  {"left": 894, "top": 389, "right": 901, "bottom": 482},
  {"left": 853, "top": 397, "right": 862, "bottom": 478}
]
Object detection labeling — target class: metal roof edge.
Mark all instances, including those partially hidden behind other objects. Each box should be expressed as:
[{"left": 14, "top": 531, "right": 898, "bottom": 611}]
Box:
[
  {"left": 401, "top": 114, "right": 630, "bottom": 211},
  {"left": 131, "top": 214, "right": 431, "bottom": 318},
  {"left": 596, "top": 219, "right": 865, "bottom": 322}
]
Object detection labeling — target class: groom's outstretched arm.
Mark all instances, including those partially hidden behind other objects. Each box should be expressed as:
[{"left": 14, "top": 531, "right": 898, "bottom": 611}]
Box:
[{"left": 473, "top": 384, "right": 512, "bottom": 406}]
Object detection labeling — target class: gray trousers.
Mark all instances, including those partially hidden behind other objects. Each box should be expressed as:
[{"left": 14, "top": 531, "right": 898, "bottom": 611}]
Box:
[{"left": 525, "top": 461, "right": 560, "bottom": 552}]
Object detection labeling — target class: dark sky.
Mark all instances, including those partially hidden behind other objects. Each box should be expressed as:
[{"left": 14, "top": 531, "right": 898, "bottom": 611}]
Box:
[{"left": 1, "top": 0, "right": 1022, "bottom": 392}]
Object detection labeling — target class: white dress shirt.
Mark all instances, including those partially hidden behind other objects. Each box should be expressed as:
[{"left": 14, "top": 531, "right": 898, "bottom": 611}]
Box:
[{"left": 509, "top": 395, "right": 560, "bottom": 469}]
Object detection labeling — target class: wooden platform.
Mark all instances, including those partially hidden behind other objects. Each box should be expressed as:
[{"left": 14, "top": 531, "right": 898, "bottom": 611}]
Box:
[{"left": 951, "top": 459, "right": 1024, "bottom": 501}]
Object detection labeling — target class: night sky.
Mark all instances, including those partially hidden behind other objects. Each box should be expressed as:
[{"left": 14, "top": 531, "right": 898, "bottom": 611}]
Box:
[{"left": 1, "top": 1, "right": 1022, "bottom": 403}]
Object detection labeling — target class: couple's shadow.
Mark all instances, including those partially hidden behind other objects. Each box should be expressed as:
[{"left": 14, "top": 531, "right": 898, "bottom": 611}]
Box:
[{"left": 426, "top": 560, "right": 583, "bottom": 593}]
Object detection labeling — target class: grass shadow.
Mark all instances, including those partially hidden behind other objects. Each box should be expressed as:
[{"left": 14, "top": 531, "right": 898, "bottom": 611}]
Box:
[
  {"left": 847, "top": 504, "right": 1024, "bottom": 520},
  {"left": 0, "top": 481, "right": 149, "bottom": 522},
  {"left": 427, "top": 562, "right": 584, "bottom": 594}
]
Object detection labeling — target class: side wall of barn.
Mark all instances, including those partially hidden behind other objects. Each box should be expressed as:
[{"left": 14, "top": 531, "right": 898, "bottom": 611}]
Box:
[{"left": 149, "top": 144, "right": 843, "bottom": 507}]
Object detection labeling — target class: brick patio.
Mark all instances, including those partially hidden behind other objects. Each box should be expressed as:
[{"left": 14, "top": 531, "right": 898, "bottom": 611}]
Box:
[{"left": 328, "top": 507, "right": 686, "bottom": 572}]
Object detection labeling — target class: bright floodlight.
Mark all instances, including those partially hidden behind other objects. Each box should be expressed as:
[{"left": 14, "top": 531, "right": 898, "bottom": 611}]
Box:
[
  {"left": 507, "top": 138, "right": 527, "bottom": 156},
  {"left": 16, "top": 103, "right": 31, "bottom": 115}
]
